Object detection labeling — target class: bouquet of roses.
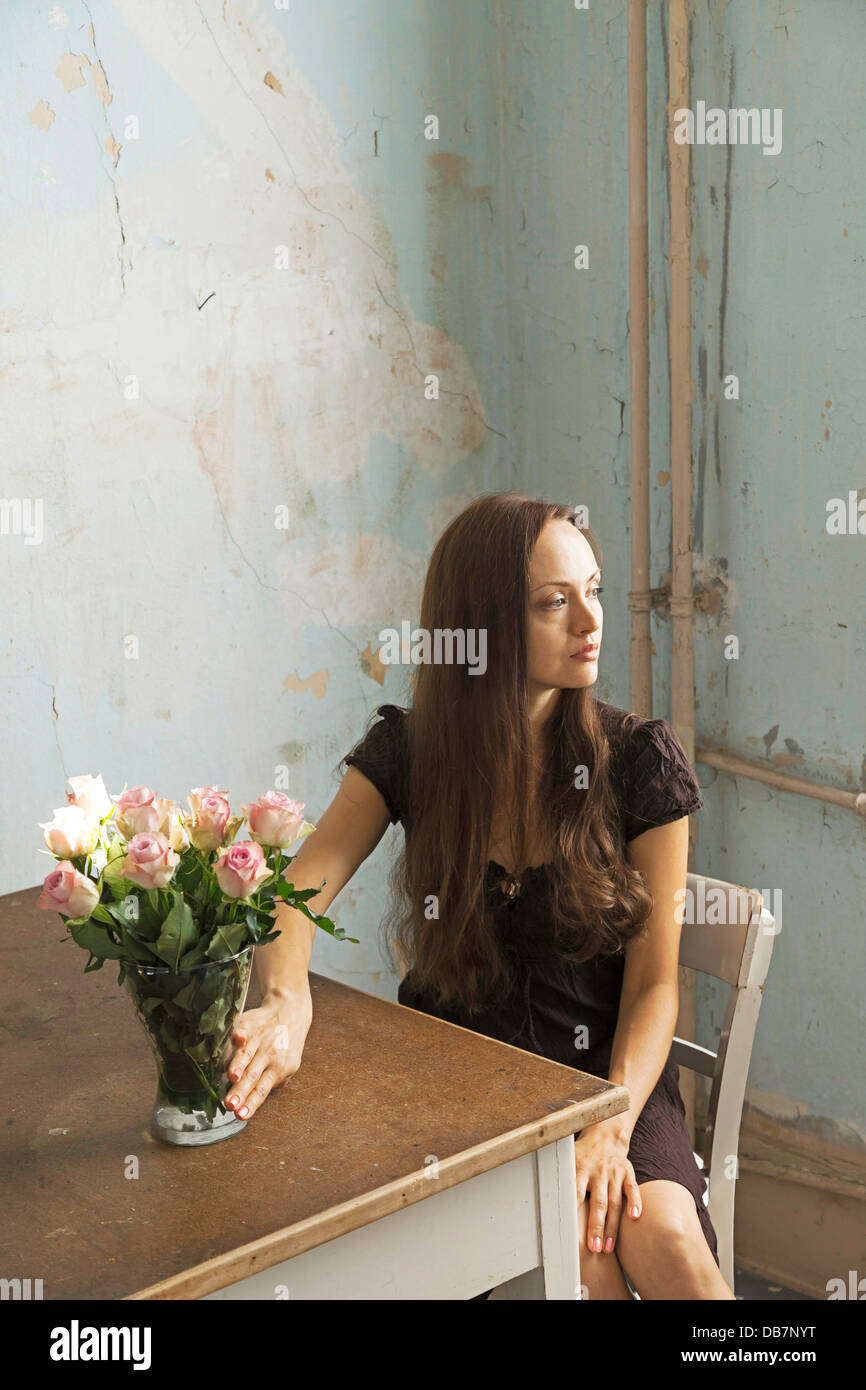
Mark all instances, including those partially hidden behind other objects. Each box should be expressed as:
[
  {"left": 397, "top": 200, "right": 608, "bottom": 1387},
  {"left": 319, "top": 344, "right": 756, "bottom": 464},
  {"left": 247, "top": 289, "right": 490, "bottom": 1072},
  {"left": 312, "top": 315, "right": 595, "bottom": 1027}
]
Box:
[
  {"left": 37, "top": 773, "right": 356, "bottom": 975},
  {"left": 35, "top": 774, "right": 356, "bottom": 1129}
]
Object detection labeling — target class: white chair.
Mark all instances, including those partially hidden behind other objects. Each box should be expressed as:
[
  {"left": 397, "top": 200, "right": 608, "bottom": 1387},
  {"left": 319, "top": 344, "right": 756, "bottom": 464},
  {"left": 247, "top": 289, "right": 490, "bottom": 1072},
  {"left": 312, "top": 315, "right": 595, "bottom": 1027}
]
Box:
[
  {"left": 662, "top": 870, "right": 777, "bottom": 1294},
  {"left": 493, "top": 870, "right": 776, "bottom": 1300}
]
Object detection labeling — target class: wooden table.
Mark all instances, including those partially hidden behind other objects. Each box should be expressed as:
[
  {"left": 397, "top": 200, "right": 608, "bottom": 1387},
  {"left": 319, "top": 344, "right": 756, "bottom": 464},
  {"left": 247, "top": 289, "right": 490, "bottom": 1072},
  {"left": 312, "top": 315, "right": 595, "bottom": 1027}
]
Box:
[{"left": 1, "top": 886, "right": 629, "bottom": 1301}]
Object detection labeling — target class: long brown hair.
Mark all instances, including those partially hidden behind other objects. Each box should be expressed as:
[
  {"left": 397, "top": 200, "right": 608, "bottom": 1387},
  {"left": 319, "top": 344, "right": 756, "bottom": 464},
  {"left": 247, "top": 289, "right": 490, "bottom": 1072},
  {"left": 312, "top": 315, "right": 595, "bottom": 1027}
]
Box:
[{"left": 380, "top": 492, "right": 653, "bottom": 1012}]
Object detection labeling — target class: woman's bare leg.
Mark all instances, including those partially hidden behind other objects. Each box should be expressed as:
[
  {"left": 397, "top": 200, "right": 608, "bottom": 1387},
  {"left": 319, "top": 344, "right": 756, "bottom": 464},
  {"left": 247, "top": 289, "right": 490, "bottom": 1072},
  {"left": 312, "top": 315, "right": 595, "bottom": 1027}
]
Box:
[
  {"left": 576, "top": 1195, "right": 635, "bottom": 1300},
  {"left": 615, "top": 1179, "right": 736, "bottom": 1300}
]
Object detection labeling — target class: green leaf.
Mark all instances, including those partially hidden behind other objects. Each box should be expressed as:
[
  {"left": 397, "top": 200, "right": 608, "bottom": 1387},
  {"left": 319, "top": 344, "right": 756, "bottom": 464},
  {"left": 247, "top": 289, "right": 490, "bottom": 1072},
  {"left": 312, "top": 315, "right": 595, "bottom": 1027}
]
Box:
[
  {"left": 199, "top": 997, "right": 229, "bottom": 1035},
  {"left": 70, "top": 920, "right": 128, "bottom": 961},
  {"left": 151, "top": 896, "right": 199, "bottom": 971},
  {"left": 270, "top": 877, "right": 357, "bottom": 943},
  {"left": 205, "top": 917, "right": 248, "bottom": 962},
  {"left": 103, "top": 899, "right": 161, "bottom": 961},
  {"left": 244, "top": 906, "right": 275, "bottom": 944},
  {"left": 273, "top": 879, "right": 324, "bottom": 904},
  {"left": 172, "top": 980, "right": 197, "bottom": 1010},
  {"left": 101, "top": 854, "right": 132, "bottom": 902},
  {"left": 283, "top": 897, "right": 357, "bottom": 944},
  {"left": 120, "top": 925, "right": 160, "bottom": 963},
  {"left": 178, "top": 938, "right": 209, "bottom": 971},
  {"left": 105, "top": 897, "right": 141, "bottom": 929},
  {"left": 106, "top": 833, "right": 126, "bottom": 862},
  {"left": 140, "top": 996, "right": 163, "bottom": 1017},
  {"left": 91, "top": 904, "right": 115, "bottom": 925}
]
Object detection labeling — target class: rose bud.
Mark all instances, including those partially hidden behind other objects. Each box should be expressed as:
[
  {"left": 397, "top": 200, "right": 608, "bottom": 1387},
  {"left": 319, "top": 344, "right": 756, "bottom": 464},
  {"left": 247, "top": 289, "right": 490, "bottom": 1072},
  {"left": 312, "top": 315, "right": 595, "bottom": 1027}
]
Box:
[
  {"left": 150, "top": 800, "right": 187, "bottom": 850},
  {"left": 119, "top": 831, "right": 180, "bottom": 890},
  {"left": 37, "top": 862, "right": 100, "bottom": 918},
  {"left": 154, "top": 799, "right": 190, "bottom": 852},
  {"left": 186, "top": 786, "right": 230, "bottom": 817},
  {"left": 112, "top": 785, "right": 162, "bottom": 838},
  {"left": 38, "top": 805, "right": 101, "bottom": 859},
  {"left": 66, "top": 773, "right": 113, "bottom": 820},
  {"left": 213, "top": 840, "right": 273, "bottom": 899},
  {"left": 241, "top": 792, "right": 311, "bottom": 849},
  {"left": 186, "top": 793, "right": 231, "bottom": 851}
]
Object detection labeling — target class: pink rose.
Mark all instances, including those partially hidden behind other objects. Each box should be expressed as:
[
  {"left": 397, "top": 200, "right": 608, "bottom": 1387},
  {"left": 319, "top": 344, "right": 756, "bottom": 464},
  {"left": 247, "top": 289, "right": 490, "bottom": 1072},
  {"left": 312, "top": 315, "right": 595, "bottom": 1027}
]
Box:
[
  {"left": 241, "top": 792, "right": 309, "bottom": 848},
  {"left": 38, "top": 805, "right": 101, "bottom": 858},
  {"left": 155, "top": 800, "right": 190, "bottom": 852},
  {"left": 37, "top": 862, "right": 100, "bottom": 918},
  {"left": 186, "top": 792, "right": 231, "bottom": 851},
  {"left": 213, "top": 841, "right": 273, "bottom": 899},
  {"left": 119, "top": 832, "right": 180, "bottom": 890},
  {"left": 66, "top": 773, "right": 113, "bottom": 820},
  {"left": 186, "top": 786, "right": 230, "bottom": 816},
  {"left": 113, "top": 786, "right": 161, "bottom": 838}
]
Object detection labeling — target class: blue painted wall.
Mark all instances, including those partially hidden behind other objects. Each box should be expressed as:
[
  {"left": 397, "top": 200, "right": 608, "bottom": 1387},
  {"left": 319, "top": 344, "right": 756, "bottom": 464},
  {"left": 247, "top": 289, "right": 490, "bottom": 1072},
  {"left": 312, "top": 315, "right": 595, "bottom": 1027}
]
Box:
[{"left": 2, "top": 1, "right": 862, "bottom": 1152}]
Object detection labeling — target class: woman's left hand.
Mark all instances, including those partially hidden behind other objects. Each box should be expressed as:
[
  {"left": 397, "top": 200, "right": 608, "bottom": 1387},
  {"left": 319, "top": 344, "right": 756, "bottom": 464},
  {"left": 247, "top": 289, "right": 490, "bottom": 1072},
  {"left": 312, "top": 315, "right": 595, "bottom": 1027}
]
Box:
[{"left": 573, "top": 1118, "right": 642, "bottom": 1256}]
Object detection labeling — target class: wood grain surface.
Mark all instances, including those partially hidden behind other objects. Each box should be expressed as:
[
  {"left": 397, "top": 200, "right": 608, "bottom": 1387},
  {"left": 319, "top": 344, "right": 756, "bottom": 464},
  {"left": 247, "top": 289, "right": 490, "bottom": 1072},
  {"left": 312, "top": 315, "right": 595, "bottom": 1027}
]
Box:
[{"left": 0, "top": 886, "right": 629, "bottom": 1300}]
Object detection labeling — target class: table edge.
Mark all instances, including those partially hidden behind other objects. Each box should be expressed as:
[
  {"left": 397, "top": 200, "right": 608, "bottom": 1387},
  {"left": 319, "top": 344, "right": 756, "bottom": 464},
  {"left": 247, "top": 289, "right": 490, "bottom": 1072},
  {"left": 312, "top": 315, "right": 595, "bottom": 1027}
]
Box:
[{"left": 125, "top": 1085, "right": 629, "bottom": 1301}]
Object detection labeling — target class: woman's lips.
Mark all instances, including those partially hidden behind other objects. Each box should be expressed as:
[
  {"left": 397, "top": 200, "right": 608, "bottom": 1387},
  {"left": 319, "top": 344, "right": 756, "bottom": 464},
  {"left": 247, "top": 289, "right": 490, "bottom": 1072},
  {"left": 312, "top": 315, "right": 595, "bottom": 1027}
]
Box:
[{"left": 571, "top": 645, "right": 599, "bottom": 661}]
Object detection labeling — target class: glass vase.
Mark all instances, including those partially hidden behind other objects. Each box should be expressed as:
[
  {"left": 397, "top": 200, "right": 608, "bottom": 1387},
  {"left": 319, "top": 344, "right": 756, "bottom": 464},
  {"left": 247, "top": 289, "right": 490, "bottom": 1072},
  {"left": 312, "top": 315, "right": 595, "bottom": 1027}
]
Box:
[{"left": 124, "top": 944, "right": 255, "bottom": 1146}]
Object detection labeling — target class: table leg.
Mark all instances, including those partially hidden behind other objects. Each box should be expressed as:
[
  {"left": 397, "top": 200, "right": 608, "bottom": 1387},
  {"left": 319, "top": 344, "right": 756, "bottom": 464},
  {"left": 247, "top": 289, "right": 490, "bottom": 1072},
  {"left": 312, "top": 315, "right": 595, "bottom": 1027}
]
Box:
[{"left": 487, "top": 1135, "right": 581, "bottom": 1300}]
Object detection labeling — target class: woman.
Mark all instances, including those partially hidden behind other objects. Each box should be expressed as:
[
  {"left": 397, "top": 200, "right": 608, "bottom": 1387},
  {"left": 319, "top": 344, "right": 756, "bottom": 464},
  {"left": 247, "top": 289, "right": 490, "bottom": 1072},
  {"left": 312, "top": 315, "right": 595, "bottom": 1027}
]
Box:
[{"left": 225, "top": 493, "right": 735, "bottom": 1301}]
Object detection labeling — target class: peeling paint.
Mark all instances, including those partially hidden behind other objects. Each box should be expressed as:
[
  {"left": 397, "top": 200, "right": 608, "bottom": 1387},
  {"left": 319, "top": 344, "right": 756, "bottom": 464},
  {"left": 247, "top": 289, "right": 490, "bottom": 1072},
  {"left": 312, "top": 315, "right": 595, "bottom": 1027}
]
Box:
[
  {"left": 28, "top": 100, "right": 56, "bottom": 131},
  {"left": 360, "top": 644, "right": 387, "bottom": 685},
  {"left": 54, "top": 52, "right": 90, "bottom": 92},
  {"left": 89, "top": 58, "right": 112, "bottom": 107},
  {"left": 282, "top": 669, "right": 329, "bottom": 699}
]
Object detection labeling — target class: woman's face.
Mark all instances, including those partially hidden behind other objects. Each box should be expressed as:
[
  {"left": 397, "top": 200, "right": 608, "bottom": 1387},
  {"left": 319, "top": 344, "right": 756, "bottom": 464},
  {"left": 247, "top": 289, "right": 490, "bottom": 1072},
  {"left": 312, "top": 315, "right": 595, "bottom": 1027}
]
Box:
[{"left": 525, "top": 519, "right": 603, "bottom": 694}]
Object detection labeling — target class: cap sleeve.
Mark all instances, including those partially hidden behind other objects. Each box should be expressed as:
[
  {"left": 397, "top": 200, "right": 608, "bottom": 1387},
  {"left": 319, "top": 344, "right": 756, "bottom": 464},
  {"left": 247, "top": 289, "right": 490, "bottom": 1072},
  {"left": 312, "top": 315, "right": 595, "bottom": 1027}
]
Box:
[
  {"left": 340, "top": 704, "right": 407, "bottom": 825},
  {"left": 617, "top": 717, "right": 703, "bottom": 843}
]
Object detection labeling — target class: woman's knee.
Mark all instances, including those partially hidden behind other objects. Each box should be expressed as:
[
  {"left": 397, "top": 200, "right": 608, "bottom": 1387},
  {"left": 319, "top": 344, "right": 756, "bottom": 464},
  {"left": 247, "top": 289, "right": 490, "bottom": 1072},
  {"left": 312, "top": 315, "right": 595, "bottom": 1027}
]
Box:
[
  {"left": 615, "top": 1181, "right": 728, "bottom": 1297},
  {"left": 616, "top": 1181, "right": 704, "bottom": 1259}
]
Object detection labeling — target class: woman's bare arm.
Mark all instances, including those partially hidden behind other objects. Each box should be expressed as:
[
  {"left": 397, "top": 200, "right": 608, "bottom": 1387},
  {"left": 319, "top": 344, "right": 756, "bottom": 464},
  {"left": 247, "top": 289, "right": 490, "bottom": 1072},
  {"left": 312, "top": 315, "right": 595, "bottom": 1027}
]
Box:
[
  {"left": 224, "top": 766, "right": 392, "bottom": 1119},
  {"left": 255, "top": 766, "right": 393, "bottom": 998},
  {"left": 571, "top": 814, "right": 689, "bottom": 1258}
]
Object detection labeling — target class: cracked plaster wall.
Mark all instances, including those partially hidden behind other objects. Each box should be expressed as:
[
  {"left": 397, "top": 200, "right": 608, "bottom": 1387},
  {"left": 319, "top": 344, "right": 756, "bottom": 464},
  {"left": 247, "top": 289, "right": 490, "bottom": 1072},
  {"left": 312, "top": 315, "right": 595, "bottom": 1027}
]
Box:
[
  {"left": 680, "top": 1, "right": 866, "bottom": 1147},
  {"left": 2, "top": 1, "right": 864, "bottom": 1145}
]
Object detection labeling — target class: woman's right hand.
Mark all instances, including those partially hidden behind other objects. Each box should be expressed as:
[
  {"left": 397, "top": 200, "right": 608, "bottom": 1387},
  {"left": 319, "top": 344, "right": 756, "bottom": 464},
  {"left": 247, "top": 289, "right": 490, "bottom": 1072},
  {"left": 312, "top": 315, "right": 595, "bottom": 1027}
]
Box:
[{"left": 223, "top": 987, "right": 313, "bottom": 1120}]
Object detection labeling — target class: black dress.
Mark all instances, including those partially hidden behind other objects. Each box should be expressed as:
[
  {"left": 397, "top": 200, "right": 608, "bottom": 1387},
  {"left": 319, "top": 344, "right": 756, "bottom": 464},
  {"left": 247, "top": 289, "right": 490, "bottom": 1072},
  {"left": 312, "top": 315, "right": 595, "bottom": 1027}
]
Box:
[{"left": 341, "top": 699, "right": 719, "bottom": 1267}]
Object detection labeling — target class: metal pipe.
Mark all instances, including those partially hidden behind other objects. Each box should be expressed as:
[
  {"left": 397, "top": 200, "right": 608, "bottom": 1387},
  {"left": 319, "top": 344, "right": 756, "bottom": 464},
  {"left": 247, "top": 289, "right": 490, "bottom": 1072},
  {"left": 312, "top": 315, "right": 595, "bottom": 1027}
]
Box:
[
  {"left": 627, "top": 0, "right": 652, "bottom": 719},
  {"left": 668, "top": 0, "right": 695, "bottom": 779},
  {"left": 696, "top": 749, "right": 866, "bottom": 817},
  {"left": 666, "top": 0, "right": 698, "bottom": 1141}
]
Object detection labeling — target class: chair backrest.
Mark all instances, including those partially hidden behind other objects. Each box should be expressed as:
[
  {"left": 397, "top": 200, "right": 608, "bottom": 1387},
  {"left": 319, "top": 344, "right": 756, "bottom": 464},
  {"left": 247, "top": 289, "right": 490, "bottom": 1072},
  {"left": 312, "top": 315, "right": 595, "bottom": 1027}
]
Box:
[{"left": 669, "top": 871, "right": 777, "bottom": 1291}]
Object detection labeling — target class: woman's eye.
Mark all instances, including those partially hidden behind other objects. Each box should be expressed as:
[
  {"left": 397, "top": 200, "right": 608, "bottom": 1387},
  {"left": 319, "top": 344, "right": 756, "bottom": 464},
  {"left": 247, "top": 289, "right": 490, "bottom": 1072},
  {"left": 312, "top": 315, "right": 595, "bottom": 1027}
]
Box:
[{"left": 546, "top": 587, "right": 603, "bottom": 609}]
